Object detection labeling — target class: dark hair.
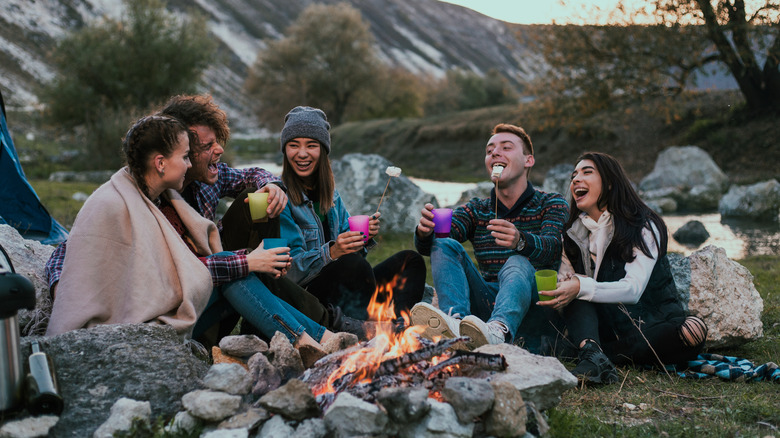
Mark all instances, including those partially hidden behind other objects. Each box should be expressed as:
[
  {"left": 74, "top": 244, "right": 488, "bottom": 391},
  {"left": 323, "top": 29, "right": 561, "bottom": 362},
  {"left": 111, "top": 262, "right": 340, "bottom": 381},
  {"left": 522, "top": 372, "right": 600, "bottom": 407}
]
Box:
[
  {"left": 282, "top": 142, "right": 334, "bottom": 214},
  {"left": 491, "top": 123, "right": 533, "bottom": 155},
  {"left": 122, "top": 115, "right": 191, "bottom": 199},
  {"left": 158, "top": 94, "right": 230, "bottom": 153},
  {"left": 565, "top": 152, "right": 667, "bottom": 262}
]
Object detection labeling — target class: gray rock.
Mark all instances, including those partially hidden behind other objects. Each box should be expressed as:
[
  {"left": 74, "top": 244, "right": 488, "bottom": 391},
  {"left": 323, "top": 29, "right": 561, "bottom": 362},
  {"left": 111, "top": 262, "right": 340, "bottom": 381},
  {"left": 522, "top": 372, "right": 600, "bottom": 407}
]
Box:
[
  {"left": 257, "top": 415, "right": 295, "bottom": 438},
  {"left": 639, "top": 146, "right": 729, "bottom": 211},
  {"left": 201, "top": 429, "right": 249, "bottom": 438},
  {"left": 457, "top": 181, "right": 493, "bottom": 206},
  {"left": 218, "top": 335, "right": 268, "bottom": 357},
  {"left": 644, "top": 197, "right": 678, "bottom": 214},
  {"left": 375, "top": 386, "right": 431, "bottom": 422},
  {"left": 203, "top": 363, "right": 252, "bottom": 395},
  {"left": 92, "top": 398, "right": 151, "bottom": 438},
  {"left": 402, "top": 399, "right": 474, "bottom": 438},
  {"left": 20, "top": 324, "right": 208, "bottom": 438},
  {"left": 247, "top": 352, "right": 282, "bottom": 397},
  {"left": 332, "top": 154, "right": 437, "bottom": 232},
  {"left": 48, "top": 170, "right": 113, "bottom": 184},
  {"left": 182, "top": 390, "right": 242, "bottom": 422},
  {"left": 0, "top": 225, "right": 55, "bottom": 336},
  {"left": 164, "top": 411, "right": 200, "bottom": 435},
  {"left": 673, "top": 220, "right": 710, "bottom": 245},
  {"left": 472, "top": 343, "right": 577, "bottom": 411},
  {"left": 484, "top": 381, "right": 527, "bottom": 438},
  {"left": 217, "top": 407, "right": 270, "bottom": 431},
  {"left": 542, "top": 163, "right": 574, "bottom": 198},
  {"left": 0, "top": 415, "right": 58, "bottom": 438},
  {"left": 719, "top": 179, "right": 780, "bottom": 221},
  {"left": 267, "top": 332, "right": 304, "bottom": 381},
  {"left": 687, "top": 245, "right": 764, "bottom": 348},
  {"left": 440, "top": 377, "right": 494, "bottom": 423},
  {"left": 257, "top": 379, "right": 320, "bottom": 421},
  {"left": 667, "top": 253, "right": 691, "bottom": 312},
  {"left": 323, "top": 392, "right": 389, "bottom": 437},
  {"left": 295, "top": 418, "right": 328, "bottom": 438},
  {"left": 71, "top": 192, "right": 89, "bottom": 202}
]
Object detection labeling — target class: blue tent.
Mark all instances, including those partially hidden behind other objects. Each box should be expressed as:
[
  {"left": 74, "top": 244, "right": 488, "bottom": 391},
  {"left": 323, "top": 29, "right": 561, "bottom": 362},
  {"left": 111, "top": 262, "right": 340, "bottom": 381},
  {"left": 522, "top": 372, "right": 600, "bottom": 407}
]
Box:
[{"left": 0, "top": 89, "right": 68, "bottom": 245}]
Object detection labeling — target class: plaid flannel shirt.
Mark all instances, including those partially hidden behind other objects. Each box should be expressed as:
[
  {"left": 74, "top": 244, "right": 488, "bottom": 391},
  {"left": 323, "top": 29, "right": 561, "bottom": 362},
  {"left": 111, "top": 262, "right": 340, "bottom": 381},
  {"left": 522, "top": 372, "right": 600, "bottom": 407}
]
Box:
[{"left": 45, "top": 163, "right": 282, "bottom": 288}]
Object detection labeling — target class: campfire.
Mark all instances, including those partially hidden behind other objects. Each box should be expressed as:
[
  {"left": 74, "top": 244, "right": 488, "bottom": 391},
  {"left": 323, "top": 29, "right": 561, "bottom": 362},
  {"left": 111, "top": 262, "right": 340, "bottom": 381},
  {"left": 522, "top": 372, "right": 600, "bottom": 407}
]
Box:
[{"left": 303, "top": 275, "right": 508, "bottom": 409}]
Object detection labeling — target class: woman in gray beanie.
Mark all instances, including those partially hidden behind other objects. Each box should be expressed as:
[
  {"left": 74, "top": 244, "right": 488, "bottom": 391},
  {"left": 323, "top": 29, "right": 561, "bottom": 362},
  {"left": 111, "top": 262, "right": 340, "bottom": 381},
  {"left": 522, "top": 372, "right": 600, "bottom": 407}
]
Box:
[{"left": 278, "top": 106, "right": 426, "bottom": 322}]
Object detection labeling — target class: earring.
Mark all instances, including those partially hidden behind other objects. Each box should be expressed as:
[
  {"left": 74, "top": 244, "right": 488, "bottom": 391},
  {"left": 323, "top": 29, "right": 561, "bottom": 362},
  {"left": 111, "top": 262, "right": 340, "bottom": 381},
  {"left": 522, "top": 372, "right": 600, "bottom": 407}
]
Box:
[{"left": 159, "top": 167, "right": 165, "bottom": 175}]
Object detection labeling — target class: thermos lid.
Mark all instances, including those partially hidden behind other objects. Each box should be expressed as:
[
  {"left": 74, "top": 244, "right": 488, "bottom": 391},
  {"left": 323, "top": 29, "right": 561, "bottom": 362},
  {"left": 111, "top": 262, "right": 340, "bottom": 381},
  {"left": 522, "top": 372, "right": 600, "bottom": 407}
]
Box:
[{"left": 0, "top": 246, "right": 35, "bottom": 318}]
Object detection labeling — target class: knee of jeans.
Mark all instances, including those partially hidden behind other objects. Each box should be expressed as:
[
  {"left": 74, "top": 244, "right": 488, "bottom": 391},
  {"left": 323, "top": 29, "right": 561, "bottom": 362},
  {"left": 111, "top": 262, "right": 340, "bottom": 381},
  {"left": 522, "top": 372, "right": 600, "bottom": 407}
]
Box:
[
  {"left": 431, "top": 238, "right": 465, "bottom": 258},
  {"left": 499, "top": 255, "right": 535, "bottom": 279}
]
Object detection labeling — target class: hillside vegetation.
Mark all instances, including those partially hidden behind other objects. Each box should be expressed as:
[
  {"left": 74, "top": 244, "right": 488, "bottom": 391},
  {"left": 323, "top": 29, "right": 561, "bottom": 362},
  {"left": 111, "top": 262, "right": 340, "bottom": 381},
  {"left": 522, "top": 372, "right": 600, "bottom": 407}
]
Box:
[{"left": 331, "top": 90, "right": 779, "bottom": 186}]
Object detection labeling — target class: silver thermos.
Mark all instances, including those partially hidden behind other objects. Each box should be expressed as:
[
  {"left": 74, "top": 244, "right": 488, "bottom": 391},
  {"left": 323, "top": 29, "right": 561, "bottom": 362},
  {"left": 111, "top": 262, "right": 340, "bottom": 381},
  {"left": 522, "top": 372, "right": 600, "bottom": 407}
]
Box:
[{"left": 0, "top": 245, "right": 36, "bottom": 415}]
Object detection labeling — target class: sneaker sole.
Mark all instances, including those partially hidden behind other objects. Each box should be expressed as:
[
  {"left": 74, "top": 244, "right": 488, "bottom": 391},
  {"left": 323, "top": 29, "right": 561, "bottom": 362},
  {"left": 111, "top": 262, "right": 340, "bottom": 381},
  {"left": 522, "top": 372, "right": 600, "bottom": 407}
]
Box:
[
  {"left": 410, "top": 304, "right": 458, "bottom": 340},
  {"left": 459, "top": 319, "right": 488, "bottom": 350}
]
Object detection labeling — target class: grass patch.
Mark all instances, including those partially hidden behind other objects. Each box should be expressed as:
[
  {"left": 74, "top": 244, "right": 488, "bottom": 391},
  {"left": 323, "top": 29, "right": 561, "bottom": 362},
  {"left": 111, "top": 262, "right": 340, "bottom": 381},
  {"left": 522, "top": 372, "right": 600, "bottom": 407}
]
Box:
[{"left": 28, "top": 179, "right": 100, "bottom": 229}]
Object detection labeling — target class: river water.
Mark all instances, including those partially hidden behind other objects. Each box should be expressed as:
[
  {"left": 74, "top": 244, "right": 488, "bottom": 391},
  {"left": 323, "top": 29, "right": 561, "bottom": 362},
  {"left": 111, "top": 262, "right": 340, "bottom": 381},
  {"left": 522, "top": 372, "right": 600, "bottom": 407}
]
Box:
[{"left": 237, "top": 160, "right": 778, "bottom": 260}]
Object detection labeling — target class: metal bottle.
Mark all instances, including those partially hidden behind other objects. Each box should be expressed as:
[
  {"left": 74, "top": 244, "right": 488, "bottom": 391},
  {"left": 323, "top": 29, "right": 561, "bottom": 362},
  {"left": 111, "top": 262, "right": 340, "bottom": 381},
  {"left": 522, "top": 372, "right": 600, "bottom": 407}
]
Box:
[{"left": 0, "top": 245, "right": 36, "bottom": 414}]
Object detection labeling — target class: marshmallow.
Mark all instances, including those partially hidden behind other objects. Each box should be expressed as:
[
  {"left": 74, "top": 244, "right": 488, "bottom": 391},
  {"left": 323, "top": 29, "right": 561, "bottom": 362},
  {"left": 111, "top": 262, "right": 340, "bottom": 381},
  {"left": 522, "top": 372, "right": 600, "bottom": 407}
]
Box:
[
  {"left": 385, "top": 166, "right": 402, "bottom": 177},
  {"left": 491, "top": 165, "right": 504, "bottom": 178}
]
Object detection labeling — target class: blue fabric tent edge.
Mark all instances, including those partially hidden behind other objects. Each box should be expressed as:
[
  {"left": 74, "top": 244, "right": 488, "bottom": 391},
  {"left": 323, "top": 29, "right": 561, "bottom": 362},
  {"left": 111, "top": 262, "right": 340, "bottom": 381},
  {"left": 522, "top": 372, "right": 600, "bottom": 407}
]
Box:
[{"left": 0, "top": 88, "right": 69, "bottom": 245}]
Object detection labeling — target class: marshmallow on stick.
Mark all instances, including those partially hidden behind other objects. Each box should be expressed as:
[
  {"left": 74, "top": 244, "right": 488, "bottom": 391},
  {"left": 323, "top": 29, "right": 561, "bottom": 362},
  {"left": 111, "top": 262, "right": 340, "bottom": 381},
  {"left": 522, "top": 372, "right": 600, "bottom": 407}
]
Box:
[
  {"left": 377, "top": 166, "right": 402, "bottom": 213},
  {"left": 491, "top": 165, "right": 504, "bottom": 218}
]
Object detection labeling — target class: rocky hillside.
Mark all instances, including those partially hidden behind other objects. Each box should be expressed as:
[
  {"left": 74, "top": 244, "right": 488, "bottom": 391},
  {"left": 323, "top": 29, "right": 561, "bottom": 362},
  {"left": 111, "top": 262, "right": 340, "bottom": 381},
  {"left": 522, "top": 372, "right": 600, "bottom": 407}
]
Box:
[{"left": 0, "top": 0, "right": 539, "bottom": 132}]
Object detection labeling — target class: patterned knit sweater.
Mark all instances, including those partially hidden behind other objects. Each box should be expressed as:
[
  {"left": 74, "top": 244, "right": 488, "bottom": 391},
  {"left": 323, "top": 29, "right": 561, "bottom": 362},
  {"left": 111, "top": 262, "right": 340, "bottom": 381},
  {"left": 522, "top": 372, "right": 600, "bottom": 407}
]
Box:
[{"left": 416, "top": 182, "right": 568, "bottom": 282}]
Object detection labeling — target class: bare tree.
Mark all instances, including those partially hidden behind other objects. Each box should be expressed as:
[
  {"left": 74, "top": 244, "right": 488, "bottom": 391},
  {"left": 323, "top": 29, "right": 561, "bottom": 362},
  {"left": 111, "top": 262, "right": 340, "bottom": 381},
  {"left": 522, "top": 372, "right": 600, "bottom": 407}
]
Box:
[{"left": 655, "top": 0, "right": 780, "bottom": 111}]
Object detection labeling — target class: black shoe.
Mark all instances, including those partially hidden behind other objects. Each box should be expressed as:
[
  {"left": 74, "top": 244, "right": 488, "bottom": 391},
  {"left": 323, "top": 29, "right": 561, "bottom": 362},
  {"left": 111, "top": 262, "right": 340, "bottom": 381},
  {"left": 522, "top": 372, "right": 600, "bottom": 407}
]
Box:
[
  {"left": 328, "top": 305, "right": 368, "bottom": 341},
  {"left": 571, "top": 341, "right": 619, "bottom": 384}
]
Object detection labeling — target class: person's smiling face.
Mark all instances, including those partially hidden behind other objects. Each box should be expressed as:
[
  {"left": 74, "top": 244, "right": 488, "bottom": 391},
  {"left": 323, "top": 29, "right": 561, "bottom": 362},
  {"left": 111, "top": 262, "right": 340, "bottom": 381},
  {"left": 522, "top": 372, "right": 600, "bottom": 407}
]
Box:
[
  {"left": 162, "top": 132, "right": 192, "bottom": 191},
  {"left": 284, "top": 138, "right": 322, "bottom": 179},
  {"left": 570, "top": 158, "right": 605, "bottom": 220},
  {"left": 484, "top": 132, "right": 533, "bottom": 183},
  {"left": 185, "top": 125, "right": 223, "bottom": 186}
]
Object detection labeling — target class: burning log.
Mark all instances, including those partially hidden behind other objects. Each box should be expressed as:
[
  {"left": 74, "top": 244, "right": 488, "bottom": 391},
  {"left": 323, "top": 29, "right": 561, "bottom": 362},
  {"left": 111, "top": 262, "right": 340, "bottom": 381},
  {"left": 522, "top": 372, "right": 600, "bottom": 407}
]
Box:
[
  {"left": 423, "top": 350, "right": 508, "bottom": 380},
  {"left": 374, "top": 336, "right": 468, "bottom": 377}
]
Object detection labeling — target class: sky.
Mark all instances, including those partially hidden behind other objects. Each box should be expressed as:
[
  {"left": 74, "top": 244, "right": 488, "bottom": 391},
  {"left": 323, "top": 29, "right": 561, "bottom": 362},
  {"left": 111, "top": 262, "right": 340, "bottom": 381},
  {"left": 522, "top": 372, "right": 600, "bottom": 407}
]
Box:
[{"left": 439, "top": 0, "right": 653, "bottom": 25}]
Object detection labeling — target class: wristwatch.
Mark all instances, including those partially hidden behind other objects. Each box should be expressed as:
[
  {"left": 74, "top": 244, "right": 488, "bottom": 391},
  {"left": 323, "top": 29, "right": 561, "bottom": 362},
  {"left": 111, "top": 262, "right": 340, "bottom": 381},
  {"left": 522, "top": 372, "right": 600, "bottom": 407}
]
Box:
[{"left": 515, "top": 233, "right": 526, "bottom": 252}]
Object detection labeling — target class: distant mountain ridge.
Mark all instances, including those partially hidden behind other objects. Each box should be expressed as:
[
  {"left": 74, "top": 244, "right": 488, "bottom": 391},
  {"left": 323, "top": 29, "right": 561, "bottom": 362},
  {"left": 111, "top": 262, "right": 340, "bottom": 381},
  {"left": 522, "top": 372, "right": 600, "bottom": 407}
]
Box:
[{"left": 0, "top": 0, "right": 539, "bottom": 132}]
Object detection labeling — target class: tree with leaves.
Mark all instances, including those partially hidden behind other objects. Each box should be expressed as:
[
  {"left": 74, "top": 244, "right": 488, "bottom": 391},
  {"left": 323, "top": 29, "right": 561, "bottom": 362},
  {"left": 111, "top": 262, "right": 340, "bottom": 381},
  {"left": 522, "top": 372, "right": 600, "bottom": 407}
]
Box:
[
  {"left": 44, "top": 0, "right": 215, "bottom": 168},
  {"left": 245, "top": 3, "right": 379, "bottom": 127}
]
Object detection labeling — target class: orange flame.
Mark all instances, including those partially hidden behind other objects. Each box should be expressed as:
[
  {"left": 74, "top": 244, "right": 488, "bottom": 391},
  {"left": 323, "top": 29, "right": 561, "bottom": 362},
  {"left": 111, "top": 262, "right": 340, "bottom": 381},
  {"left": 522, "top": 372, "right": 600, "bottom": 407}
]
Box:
[{"left": 313, "top": 272, "right": 427, "bottom": 396}]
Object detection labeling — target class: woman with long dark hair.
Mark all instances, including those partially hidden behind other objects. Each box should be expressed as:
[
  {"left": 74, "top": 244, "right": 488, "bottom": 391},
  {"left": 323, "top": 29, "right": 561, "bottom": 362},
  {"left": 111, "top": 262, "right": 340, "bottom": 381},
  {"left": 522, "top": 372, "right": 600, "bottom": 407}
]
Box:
[
  {"left": 539, "top": 152, "right": 707, "bottom": 383},
  {"left": 278, "top": 106, "right": 426, "bottom": 321}
]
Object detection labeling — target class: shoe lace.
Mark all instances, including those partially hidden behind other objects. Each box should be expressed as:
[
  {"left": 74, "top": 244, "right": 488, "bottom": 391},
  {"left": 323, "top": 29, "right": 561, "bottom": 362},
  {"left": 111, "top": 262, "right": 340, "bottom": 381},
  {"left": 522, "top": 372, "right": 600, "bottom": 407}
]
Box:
[{"left": 488, "top": 321, "right": 509, "bottom": 340}]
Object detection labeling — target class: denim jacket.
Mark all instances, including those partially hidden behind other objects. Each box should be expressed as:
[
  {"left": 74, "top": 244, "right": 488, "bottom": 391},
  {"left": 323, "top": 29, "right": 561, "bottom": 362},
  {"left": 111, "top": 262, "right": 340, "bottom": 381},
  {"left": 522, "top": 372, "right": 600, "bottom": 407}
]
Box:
[{"left": 280, "top": 189, "right": 371, "bottom": 286}]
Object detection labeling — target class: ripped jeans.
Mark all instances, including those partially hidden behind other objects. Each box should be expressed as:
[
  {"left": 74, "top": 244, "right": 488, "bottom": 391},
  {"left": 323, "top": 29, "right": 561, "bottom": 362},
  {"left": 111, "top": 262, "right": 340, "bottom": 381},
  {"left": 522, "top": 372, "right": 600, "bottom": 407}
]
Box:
[{"left": 193, "top": 253, "right": 326, "bottom": 344}]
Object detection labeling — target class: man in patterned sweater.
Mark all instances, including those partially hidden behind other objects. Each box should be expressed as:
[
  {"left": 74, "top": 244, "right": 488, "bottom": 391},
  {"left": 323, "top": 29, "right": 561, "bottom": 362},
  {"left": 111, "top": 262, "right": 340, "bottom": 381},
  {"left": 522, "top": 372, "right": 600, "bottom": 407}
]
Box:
[{"left": 411, "top": 123, "right": 569, "bottom": 349}]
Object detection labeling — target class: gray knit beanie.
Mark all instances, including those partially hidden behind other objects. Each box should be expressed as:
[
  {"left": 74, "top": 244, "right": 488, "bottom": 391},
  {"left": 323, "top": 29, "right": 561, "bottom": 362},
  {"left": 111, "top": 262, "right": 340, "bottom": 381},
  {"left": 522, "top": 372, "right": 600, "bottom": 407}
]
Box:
[{"left": 280, "top": 106, "right": 331, "bottom": 154}]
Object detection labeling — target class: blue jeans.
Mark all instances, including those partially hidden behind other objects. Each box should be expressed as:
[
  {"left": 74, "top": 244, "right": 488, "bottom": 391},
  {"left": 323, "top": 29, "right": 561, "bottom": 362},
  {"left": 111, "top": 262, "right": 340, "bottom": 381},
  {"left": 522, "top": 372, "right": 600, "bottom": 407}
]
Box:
[
  {"left": 430, "top": 238, "right": 537, "bottom": 341},
  {"left": 194, "top": 253, "right": 326, "bottom": 344}
]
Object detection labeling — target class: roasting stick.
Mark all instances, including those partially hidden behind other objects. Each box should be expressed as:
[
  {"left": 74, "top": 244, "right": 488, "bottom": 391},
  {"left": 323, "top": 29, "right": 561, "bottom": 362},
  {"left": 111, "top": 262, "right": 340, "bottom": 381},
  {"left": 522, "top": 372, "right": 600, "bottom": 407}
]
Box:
[
  {"left": 376, "top": 166, "right": 402, "bottom": 214},
  {"left": 491, "top": 165, "right": 504, "bottom": 219}
]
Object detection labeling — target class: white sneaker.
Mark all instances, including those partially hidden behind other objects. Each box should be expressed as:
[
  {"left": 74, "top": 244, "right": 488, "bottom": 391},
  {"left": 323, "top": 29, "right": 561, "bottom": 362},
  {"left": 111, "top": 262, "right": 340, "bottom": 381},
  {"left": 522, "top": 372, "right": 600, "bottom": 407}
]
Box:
[
  {"left": 410, "top": 302, "right": 460, "bottom": 340},
  {"left": 460, "top": 315, "right": 508, "bottom": 349}
]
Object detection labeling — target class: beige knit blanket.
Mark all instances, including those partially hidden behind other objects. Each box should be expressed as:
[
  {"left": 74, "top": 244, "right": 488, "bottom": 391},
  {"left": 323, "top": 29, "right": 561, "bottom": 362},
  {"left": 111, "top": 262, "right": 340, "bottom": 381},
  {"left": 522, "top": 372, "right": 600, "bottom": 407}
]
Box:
[{"left": 46, "top": 168, "right": 222, "bottom": 337}]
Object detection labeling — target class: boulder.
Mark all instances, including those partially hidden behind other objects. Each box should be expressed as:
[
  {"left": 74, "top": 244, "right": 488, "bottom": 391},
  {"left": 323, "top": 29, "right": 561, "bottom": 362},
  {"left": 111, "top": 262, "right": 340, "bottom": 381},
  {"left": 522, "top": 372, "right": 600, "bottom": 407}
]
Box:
[
  {"left": 20, "top": 324, "right": 209, "bottom": 438},
  {"left": 456, "top": 182, "right": 493, "bottom": 206},
  {"left": 0, "top": 224, "right": 55, "bottom": 335},
  {"left": 332, "top": 154, "right": 437, "bottom": 233},
  {"left": 684, "top": 246, "right": 764, "bottom": 349},
  {"left": 48, "top": 170, "right": 113, "bottom": 184},
  {"left": 672, "top": 220, "right": 710, "bottom": 246},
  {"left": 541, "top": 163, "right": 574, "bottom": 198},
  {"left": 639, "top": 146, "right": 729, "bottom": 211},
  {"left": 718, "top": 179, "right": 780, "bottom": 221}
]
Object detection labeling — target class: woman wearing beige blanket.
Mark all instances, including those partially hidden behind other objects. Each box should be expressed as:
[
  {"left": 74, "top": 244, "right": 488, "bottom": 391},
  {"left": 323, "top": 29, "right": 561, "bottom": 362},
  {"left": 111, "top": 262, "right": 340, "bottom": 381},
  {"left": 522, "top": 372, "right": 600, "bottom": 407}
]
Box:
[{"left": 47, "top": 115, "right": 334, "bottom": 353}]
